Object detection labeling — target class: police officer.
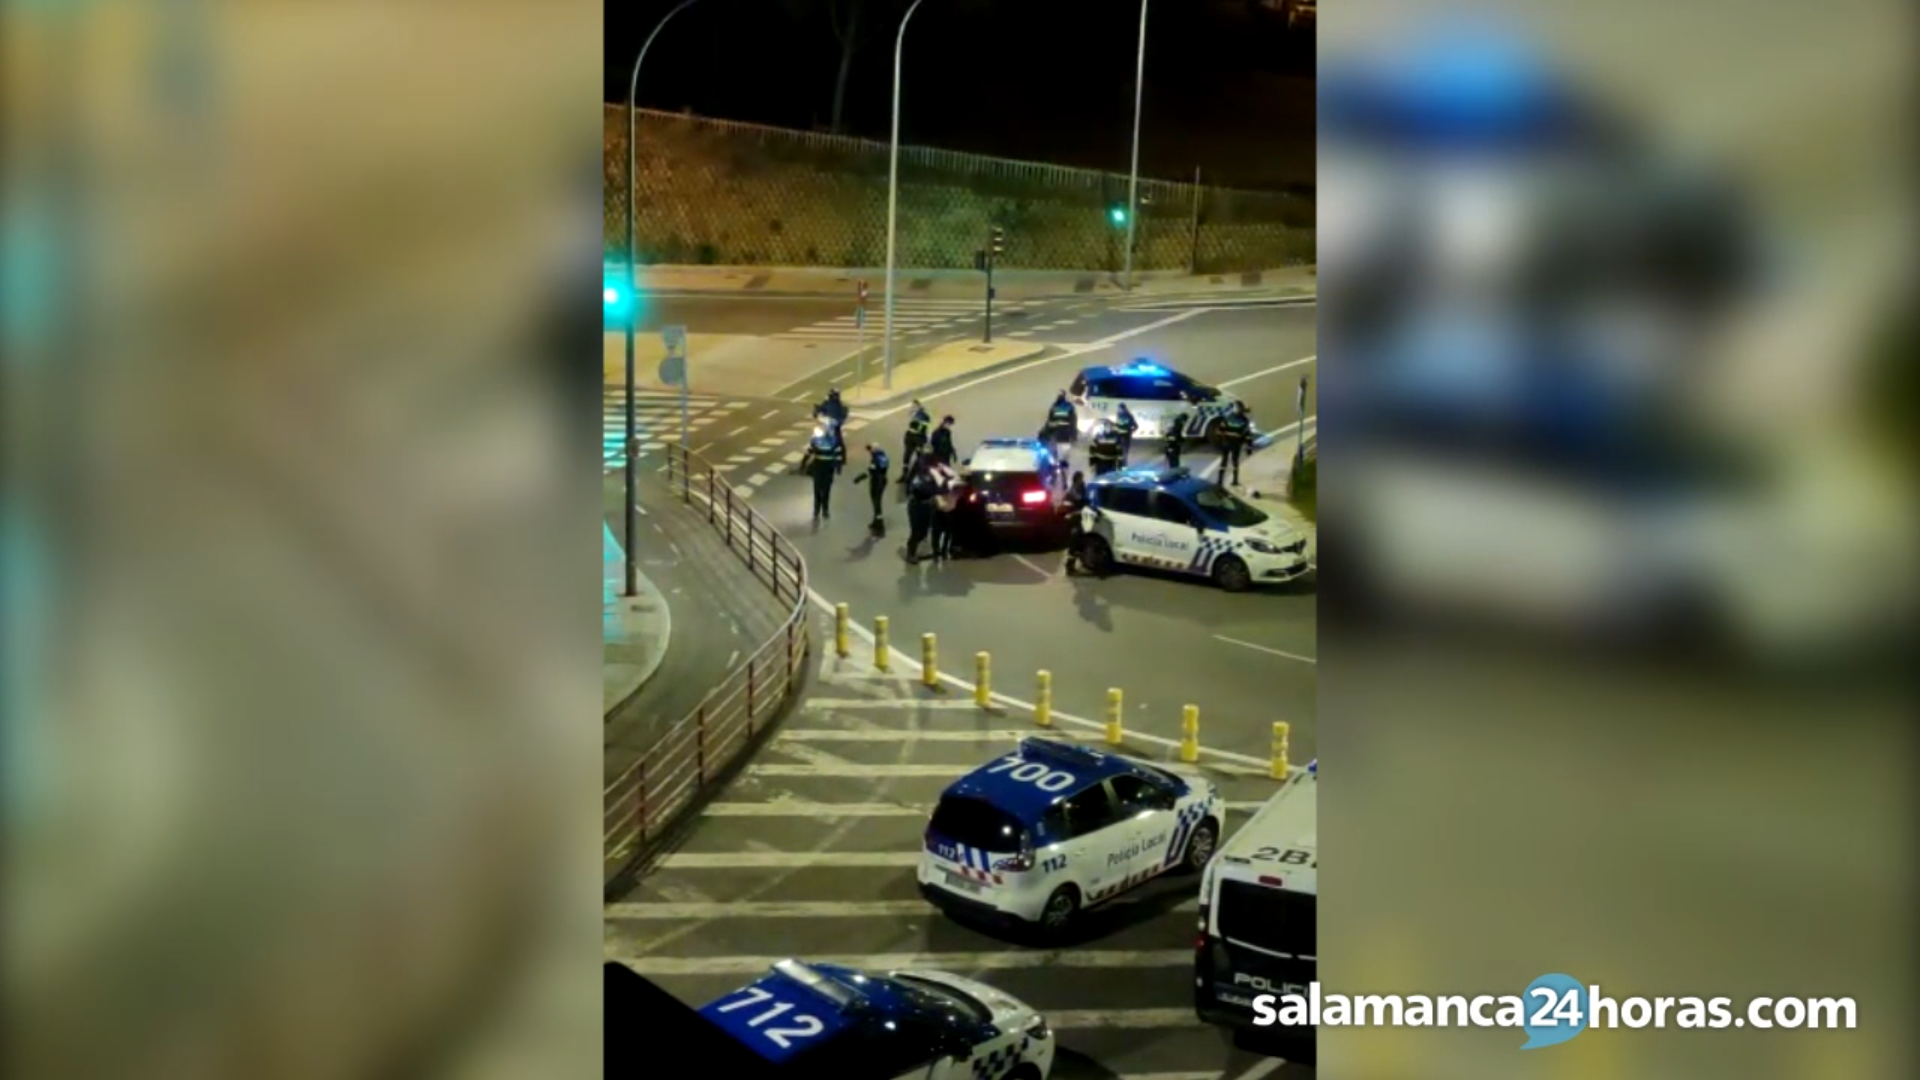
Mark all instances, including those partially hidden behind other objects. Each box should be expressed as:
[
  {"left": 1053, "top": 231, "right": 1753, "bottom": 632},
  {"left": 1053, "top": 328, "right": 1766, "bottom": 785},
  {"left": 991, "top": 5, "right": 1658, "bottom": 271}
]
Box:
[
  {"left": 1216, "top": 401, "right": 1253, "bottom": 486},
  {"left": 900, "top": 399, "right": 931, "bottom": 480},
  {"left": 1164, "top": 410, "right": 1189, "bottom": 469},
  {"left": 1042, "top": 391, "right": 1077, "bottom": 467},
  {"left": 904, "top": 460, "right": 938, "bottom": 562},
  {"left": 815, "top": 388, "right": 850, "bottom": 454},
  {"left": 849, "top": 444, "right": 890, "bottom": 534},
  {"left": 930, "top": 415, "right": 957, "bottom": 467},
  {"left": 1086, "top": 420, "right": 1125, "bottom": 476},
  {"left": 1112, "top": 402, "right": 1138, "bottom": 460},
  {"left": 1061, "top": 471, "right": 1093, "bottom": 574},
  {"left": 803, "top": 425, "right": 845, "bottom": 525}
]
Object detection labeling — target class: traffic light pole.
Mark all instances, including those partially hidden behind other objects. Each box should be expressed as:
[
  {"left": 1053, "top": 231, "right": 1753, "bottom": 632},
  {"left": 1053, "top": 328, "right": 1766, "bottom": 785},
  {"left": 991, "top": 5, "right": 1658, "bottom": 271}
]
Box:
[
  {"left": 983, "top": 256, "right": 994, "bottom": 344},
  {"left": 1121, "top": 0, "right": 1149, "bottom": 292}
]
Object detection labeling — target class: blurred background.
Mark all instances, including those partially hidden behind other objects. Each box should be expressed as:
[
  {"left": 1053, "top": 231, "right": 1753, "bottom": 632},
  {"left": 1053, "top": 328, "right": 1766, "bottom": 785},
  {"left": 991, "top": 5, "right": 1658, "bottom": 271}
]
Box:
[
  {"left": 1318, "top": 1, "right": 1914, "bottom": 1078},
  {"left": 3, "top": 2, "right": 604, "bottom": 1078}
]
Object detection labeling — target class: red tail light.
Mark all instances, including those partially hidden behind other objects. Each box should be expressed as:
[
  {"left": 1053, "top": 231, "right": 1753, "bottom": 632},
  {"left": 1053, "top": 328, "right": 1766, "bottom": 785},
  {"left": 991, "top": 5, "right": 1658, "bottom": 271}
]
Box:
[{"left": 1020, "top": 489, "right": 1048, "bottom": 505}]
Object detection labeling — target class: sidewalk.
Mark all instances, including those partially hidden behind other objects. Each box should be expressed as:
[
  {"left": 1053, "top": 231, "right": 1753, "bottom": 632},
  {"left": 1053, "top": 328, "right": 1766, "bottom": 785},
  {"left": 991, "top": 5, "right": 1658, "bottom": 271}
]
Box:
[
  {"left": 603, "top": 472, "right": 792, "bottom": 784},
  {"left": 605, "top": 523, "right": 671, "bottom": 715},
  {"left": 1231, "top": 435, "right": 1317, "bottom": 560},
  {"left": 626, "top": 264, "right": 1316, "bottom": 302}
]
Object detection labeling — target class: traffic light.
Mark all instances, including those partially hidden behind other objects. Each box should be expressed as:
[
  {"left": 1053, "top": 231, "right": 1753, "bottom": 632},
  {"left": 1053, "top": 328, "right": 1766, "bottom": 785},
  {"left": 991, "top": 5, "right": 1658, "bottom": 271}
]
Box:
[
  {"left": 990, "top": 225, "right": 1005, "bottom": 258},
  {"left": 1108, "top": 205, "right": 1128, "bottom": 226}
]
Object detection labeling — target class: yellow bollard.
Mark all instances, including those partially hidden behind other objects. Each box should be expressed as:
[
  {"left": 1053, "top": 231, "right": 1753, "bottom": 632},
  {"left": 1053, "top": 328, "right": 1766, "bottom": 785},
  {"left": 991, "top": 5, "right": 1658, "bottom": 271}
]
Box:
[
  {"left": 834, "top": 603, "right": 850, "bottom": 658},
  {"left": 1180, "top": 705, "right": 1201, "bottom": 763},
  {"left": 1034, "top": 671, "right": 1053, "bottom": 727},
  {"left": 921, "top": 633, "right": 938, "bottom": 688},
  {"left": 873, "top": 616, "right": 890, "bottom": 672},
  {"left": 1104, "top": 688, "right": 1124, "bottom": 744},
  {"left": 975, "top": 653, "right": 991, "bottom": 707},
  {"left": 1271, "top": 722, "right": 1291, "bottom": 779}
]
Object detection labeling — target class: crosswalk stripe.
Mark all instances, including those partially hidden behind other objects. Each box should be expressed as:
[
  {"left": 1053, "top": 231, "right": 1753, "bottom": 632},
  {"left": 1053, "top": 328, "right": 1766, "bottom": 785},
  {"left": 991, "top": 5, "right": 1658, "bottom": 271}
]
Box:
[{"left": 606, "top": 950, "right": 1192, "bottom": 975}]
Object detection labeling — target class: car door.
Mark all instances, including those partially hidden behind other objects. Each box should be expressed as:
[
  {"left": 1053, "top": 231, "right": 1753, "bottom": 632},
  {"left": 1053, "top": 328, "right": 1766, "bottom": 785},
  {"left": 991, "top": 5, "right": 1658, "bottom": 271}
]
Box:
[
  {"left": 1051, "top": 782, "right": 1125, "bottom": 898},
  {"left": 1147, "top": 491, "right": 1204, "bottom": 571},
  {"left": 1081, "top": 376, "right": 1119, "bottom": 428},
  {"left": 1108, "top": 773, "right": 1180, "bottom": 881},
  {"left": 1092, "top": 487, "right": 1150, "bottom": 562}
]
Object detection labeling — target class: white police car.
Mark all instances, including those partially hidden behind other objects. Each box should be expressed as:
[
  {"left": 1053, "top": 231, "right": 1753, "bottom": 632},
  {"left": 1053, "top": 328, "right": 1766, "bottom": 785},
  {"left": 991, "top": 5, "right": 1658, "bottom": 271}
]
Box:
[
  {"left": 1067, "top": 360, "right": 1242, "bottom": 442},
  {"left": 918, "top": 737, "right": 1224, "bottom": 934},
  {"left": 1080, "top": 466, "right": 1312, "bottom": 591},
  {"left": 698, "top": 958, "right": 1055, "bottom": 1080}
]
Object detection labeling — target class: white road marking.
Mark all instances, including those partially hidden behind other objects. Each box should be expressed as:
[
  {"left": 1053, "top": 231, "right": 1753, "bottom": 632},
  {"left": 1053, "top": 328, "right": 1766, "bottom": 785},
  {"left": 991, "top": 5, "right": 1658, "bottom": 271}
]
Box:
[
  {"left": 606, "top": 898, "right": 1204, "bottom": 919},
  {"left": 747, "top": 760, "right": 1266, "bottom": 779},
  {"left": 757, "top": 437, "right": 786, "bottom": 446},
  {"left": 747, "top": 473, "right": 773, "bottom": 488},
  {"left": 725, "top": 425, "right": 749, "bottom": 437},
  {"left": 1010, "top": 553, "right": 1053, "bottom": 578},
  {"left": 654, "top": 851, "right": 918, "bottom": 868},
  {"left": 779, "top": 729, "right": 1115, "bottom": 742},
  {"left": 1213, "top": 635, "right": 1316, "bottom": 664},
  {"left": 801, "top": 588, "right": 1288, "bottom": 773},
  {"left": 724, "top": 401, "right": 748, "bottom": 408},
  {"left": 727, "top": 649, "right": 740, "bottom": 669},
  {"left": 782, "top": 451, "right": 805, "bottom": 464},
  {"left": 1216, "top": 354, "right": 1315, "bottom": 389},
  {"left": 607, "top": 950, "right": 1193, "bottom": 975},
  {"left": 691, "top": 443, "right": 713, "bottom": 454},
  {"left": 725, "top": 455, "right": 754, "bottom": 463},
  {"left": 758, "top": 410, "right": 780, "bottom": 420},
  {"left": 699, "top": 800, "right": 1270, "bottom": 816},
  {"left": 790, "top": 392, "right": 811, "bottom": 402},
  {"left": 1229, "top": 1060, "right": 1288, "bottom": 1080}
]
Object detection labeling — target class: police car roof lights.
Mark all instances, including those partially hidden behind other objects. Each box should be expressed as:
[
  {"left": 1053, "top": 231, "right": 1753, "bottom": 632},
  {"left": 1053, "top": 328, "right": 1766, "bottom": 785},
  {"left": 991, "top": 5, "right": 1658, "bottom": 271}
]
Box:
[
  {"left": 1016, "top": 736, "right": 1109, "bottom": 770},
  {"left": 770, "top": 959, "right": 864, "bottom": 1010}
]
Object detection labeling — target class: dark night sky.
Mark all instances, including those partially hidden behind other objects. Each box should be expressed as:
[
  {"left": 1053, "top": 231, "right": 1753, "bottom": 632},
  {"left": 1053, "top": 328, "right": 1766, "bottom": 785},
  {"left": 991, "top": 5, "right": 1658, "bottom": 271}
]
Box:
[{"left": 605, "top": 0, "right": 1314, "bottom": 191}]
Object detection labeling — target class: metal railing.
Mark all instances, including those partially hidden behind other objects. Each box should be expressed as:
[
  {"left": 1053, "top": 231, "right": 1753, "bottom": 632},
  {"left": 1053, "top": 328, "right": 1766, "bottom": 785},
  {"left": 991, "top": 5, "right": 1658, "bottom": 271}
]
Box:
[{"left": 602, "top": 444, "right": 811, "bottom": 883}]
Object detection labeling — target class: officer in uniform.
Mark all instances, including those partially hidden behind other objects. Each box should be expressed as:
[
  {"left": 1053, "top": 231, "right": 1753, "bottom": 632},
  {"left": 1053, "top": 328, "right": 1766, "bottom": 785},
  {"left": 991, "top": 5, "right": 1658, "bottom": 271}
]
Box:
[
  {"left": 802, "top": 425, "right": 845, "bottom": 525},
  {"left": 1061, "top": 470, "right": 1094, "bottom": 574},
  {"left": 900, "top": 399, "right": 931, "bottom": 479},
  {"left": 930, "top": 415, "right": 958, "bottom": 467},
  {"left": 1112, "top": 403, "right": 1138, "bottom": 460},
  {"left": 1164, "top": 410, "right": 1189, "bottom": 469},
  {"left": 1042, "top": 391, "right": 1077, "bottom": 473},
  {"left": 1216, "top": 401, "right": 1253, "bottom": 486},
  {"left": 849, "top": 444, "right": 891, "bottom": 534},
  {"left": 904, "top": 461, "right": 938, "bottom": 562},
  {"left": 1086, "top": 420, "right": 1125, "bottom": 476},
  {"left": 815, "top": 388, "right": 850, "bottom": 454}
]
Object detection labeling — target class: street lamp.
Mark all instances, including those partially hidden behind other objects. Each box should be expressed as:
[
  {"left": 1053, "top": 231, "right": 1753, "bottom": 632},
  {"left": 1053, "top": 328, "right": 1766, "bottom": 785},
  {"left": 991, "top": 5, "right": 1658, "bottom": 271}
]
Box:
[
  {"left": 620, "top": 0, "right": 705, "bottom": 597},
  {"left": 1121, "top": 0, "right": 1149, "bottom": 292},
  {"left": 881, "top": 0, "right": 930, "bottom": 391}
]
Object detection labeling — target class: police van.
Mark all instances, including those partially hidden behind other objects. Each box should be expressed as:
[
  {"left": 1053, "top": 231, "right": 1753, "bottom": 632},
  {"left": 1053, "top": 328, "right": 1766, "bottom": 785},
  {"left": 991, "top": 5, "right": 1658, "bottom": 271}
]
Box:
[
  {"left": 918, "top": 737, "right": 1223, "bottom": 935},
  {"left": 1194, "top": 761, "right": 1316, "bottom": 1057},
  {"left": 1081, "top": 467, "right": 1312, "bottom": 591},
  {"left": 1067, "top": 360, "right": 1241, "bottom": 442},
  {"left": 696, "top": 958, "right": 1056, "bottom": 1080}
]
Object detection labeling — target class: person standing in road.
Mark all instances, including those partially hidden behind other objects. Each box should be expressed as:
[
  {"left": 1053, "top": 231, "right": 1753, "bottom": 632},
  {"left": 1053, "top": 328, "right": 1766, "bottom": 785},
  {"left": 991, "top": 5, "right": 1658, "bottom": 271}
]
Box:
[
  {"left": 850, "top": 444, "right": 891, "bottom": 535},
  {"left": 1164, "top": 410, "right": 1189, "bottom": 469},
  {"left": 1086, "top": 421, "right": 1125, "bottom": 476},
  {"left": 1216, "top": 401, "right": 1253, "bottom": 486},
  {"left": 929, "top": 460, "right": 961, "bottom": 561},
  {"left": 803, "top": 426, "right": 845, "bottom": 526},
  {"left": 900, "top": 399, "right": 931, "bottom": 479},
  {"left": 904, "top": 461, "right": 938, "bottom": 562},
  {"left": 1061, "top": 470, "right": 1093, "bottom": 574},
  {"left": 1112, "top": 403, "right": 1138, "bottom": 461},
  {"left": 930, "top": 415, "right": 957, "bottom": 467}
]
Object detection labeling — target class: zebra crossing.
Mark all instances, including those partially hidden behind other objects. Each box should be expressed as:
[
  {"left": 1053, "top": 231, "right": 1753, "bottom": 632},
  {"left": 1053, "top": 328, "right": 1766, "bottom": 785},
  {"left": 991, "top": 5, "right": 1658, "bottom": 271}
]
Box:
[
  {"left": 602, "top": 389, "right": 743, "bottom": 470},
  {"left": 771, "top": 298, "right": 1020, "bottom": 342},
  {"left": 602, "top": 389, "right": 871, "bottom": 484},
  {"left": 605, "top": 608, "right": 1303, "bottom": 1079}
]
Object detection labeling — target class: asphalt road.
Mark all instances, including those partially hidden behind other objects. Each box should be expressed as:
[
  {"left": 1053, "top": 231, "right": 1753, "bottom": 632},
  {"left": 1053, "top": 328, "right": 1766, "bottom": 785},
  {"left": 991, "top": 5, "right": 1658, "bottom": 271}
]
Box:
[
  {"left": 755, "top": 304, "right": 1319, "bottom": 763},
  {"left": 605, "top": 611, "right": 1311, "bottom": 1079}
]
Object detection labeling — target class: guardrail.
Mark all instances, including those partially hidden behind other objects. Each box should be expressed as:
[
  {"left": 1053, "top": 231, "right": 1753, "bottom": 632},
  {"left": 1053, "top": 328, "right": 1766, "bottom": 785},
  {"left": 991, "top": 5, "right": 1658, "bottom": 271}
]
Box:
[{"left": 602, "top": 444, "right": 811, "bottom": 886}]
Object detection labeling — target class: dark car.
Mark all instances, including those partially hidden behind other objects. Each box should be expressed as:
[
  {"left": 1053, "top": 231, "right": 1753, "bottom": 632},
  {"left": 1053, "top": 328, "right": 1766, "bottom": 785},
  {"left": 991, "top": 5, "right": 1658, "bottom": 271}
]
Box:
[{"left": 957, "top": 438, "right": 1070, "bottom": 545}]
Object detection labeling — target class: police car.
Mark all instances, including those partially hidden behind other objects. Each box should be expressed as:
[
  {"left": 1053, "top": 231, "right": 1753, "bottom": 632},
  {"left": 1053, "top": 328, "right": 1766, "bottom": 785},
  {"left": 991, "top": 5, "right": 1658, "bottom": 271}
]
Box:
[
  {"left": 918, "top": 737, "right": 1224, "bottom": 934},
  {"left": 698, "top": 958, "right": 1056, "bottom": 1080},
  {"left": 1080, "top": 466, "right": 1312, "bottom": 591},
  {"left": 1067, "top": 360, "right": 1241, "bottom": 442}
]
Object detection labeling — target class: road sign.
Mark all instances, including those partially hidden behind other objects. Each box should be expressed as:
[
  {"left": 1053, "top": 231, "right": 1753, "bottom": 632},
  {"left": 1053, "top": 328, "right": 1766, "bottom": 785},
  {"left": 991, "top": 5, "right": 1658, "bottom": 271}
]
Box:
[
  {"left": 658, "top": 355, "right": 685, "bottom": 386},
  {"left": 661, "top": 324, "right": 688, "bottom": 355},
  {"left": 857, "top": 280, "right": 868, "bottom": 305}
]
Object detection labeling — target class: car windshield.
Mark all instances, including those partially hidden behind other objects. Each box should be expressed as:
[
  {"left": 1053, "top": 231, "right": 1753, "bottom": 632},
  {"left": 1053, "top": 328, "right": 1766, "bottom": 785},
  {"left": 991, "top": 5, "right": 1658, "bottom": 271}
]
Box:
[
  {"left": 888, "top": 975, "right": 993, "bottom": 1025},
  {"left": 967, "top": 447, "right": 1040, "bottom": 474},
  {"left": 1192, "top": 484, "right": 1268, "bottom": 528}
]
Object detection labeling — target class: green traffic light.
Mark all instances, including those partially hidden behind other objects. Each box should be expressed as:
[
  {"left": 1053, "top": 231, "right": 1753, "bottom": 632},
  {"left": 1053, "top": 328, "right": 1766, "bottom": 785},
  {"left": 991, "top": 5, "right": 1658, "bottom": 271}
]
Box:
[{"left": 1108, "top": 207, "right": 1127, "bottom": 225}]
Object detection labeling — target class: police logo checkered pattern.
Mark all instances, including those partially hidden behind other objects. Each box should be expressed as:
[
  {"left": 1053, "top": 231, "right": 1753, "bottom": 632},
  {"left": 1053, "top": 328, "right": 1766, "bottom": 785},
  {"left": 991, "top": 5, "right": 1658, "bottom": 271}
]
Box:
[
  {"left": 1189, "top": 533, "right": 1237, "bottom": 573},
  {"left": 969, "top": 1041, "right": 1022, "bottom": 1080},
  {"left": 1163, "top": 800, "right": 1212, "bottom": 869}
]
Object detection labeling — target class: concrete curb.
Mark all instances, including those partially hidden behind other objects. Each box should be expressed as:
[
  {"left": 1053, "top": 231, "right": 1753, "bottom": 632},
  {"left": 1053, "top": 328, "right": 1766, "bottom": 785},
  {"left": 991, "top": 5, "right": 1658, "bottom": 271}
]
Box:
[
  {"left": 845, "top": 342, "right": 1050, "bottom": 411},
  {"left": 604, "top": 566, "right": 673, "bottom": 721},
  {"left": 622, "top": 264, "right": 1314, "bottom": 302}
]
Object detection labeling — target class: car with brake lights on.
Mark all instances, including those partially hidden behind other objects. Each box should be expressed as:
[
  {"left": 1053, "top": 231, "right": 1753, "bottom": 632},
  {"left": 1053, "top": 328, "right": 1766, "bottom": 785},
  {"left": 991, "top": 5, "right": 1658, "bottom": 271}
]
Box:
[
  {"left": 1067, "top": 360, "right": 1242, "bottom": 443},
  {"left": 958, "top": 438, "right": 1072, "bottom": 543},
  {"left": 1080, "top": 466, "right": 1312, "bottom": 591},
  {"left": 697, "top": 958, "right": 1056, "bottom": 1080},
  {"left": 918, "top": 737, "right": 1224, "bottom": 936}
]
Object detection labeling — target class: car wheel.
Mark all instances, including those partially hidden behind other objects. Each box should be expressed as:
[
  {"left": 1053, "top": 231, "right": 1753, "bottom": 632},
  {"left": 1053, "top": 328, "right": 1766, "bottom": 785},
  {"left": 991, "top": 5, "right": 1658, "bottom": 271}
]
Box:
[
  {"left": 1181, "top": 820, "right": 1219, "bottom": 873},
  {"left": 1213, "top": 555, "right": 1253, "bottom": 592},
  {"left": 1038, "top": 885, "right": 1080, "bottom": 932},
  {"left": 1082, "top": 536, "right": 1115, "bottom": 576}
]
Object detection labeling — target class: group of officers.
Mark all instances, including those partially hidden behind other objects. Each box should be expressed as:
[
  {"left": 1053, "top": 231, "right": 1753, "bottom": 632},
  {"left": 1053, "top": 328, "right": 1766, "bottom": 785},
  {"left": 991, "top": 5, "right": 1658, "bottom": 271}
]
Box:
[{"left": 797, "top": 385, "right": 1260, "bottom": 566}]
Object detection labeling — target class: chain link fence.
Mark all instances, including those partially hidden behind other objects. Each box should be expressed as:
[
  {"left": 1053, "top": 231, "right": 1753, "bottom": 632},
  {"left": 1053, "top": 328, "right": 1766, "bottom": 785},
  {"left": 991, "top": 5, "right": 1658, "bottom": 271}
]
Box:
[{"left": 605, "top": 106, "right": 1312, "bottom": 274}]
